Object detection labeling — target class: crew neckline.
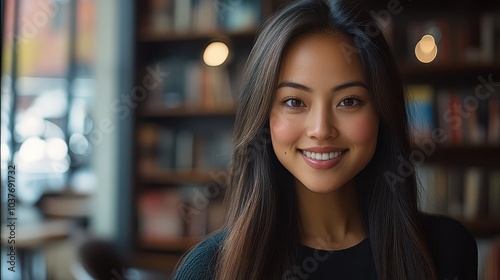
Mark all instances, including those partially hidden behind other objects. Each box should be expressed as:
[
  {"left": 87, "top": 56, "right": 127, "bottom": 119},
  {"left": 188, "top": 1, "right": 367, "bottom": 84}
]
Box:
[{"left": 300, "top": 237, "right": 370, "bottom": 253}]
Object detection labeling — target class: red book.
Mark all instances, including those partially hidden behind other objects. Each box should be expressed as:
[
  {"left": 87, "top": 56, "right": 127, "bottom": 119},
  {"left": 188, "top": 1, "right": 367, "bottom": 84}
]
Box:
[
  {"left": 449, "top": 91, "right": 464, "bottom": 146},
  {"left": 488, "top": 95, "right": 500, "bottom": 145}
]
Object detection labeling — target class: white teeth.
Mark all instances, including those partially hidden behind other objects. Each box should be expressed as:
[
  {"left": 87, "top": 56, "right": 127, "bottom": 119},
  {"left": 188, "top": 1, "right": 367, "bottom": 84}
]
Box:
[{"left": 302, "top": 150, "right": 344, "bottom": 161}]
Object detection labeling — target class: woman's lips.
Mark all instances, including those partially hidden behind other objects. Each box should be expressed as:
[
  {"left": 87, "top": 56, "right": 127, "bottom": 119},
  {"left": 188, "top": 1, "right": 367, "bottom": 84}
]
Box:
[{"left": 298, "top": 149, "right": 348, "bottom": 169}]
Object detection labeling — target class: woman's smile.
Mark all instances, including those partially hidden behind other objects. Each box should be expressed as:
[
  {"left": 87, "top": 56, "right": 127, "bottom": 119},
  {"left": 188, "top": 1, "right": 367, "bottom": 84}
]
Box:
[
  {"left": 299, "top": 148, "right": 348, "bottom": 169},
  {"left": 299, "top": 147, "right": 348, "bottom": 160}
]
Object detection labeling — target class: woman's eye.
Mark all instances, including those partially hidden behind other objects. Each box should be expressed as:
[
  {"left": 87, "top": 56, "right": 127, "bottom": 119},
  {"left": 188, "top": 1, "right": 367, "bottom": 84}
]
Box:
[
  {"left": 338, "top": 98, "right": 360, "bottom": 107},
  {"left": 284, "top": 98, "right": 304, "bottom": 108}
]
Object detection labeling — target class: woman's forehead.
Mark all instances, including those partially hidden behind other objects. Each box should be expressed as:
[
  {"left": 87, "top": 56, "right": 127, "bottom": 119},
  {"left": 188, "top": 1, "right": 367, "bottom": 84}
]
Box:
[{"left": 278, "top": 33, "right": 366, "bottom": 87}]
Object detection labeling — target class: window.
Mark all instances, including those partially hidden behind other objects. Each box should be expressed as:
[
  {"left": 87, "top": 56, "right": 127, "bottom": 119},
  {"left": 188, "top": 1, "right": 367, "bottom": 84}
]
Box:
[{"left": 1, "top": 0, "right": 97, "bottom": 204}]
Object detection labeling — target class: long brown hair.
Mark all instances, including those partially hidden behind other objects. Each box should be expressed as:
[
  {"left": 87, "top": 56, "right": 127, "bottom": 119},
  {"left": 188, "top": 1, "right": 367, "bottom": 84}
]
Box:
[{"left": 217, "top": 0, "right": 437, "bottom": 279}]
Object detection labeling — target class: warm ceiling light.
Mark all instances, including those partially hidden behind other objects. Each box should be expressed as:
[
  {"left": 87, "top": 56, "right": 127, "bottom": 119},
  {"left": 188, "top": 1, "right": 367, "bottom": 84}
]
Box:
[
  {"left": 415, "top": 35, "right": 437, "bottom": 63},
  {"left": 419, "top": 35, "right": 435, "bottom": 54},
  {"left": 203, "top": 41, "right": 229, "bottom": 67}
]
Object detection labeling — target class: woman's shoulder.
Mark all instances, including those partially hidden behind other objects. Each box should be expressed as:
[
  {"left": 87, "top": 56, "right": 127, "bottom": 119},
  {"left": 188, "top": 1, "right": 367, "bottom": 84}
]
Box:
[
  {"left": 422, "top": 214, "right": 476, "bottom": 247},
  {"left": 422, "top": 214, "right": 478, "bottom": 279},
  {"left": 172, "top": 230, "right": 226, "bottom": 280}
]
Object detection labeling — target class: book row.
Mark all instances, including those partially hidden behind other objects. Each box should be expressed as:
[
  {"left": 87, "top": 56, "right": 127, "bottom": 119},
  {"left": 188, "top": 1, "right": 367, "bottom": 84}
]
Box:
[
  {"left": 137, "top": 124, "right": 233, "bottom": 172},
  {"left": 406, "top": 84, "right": 500, "bottom": 146},
  {"left": 138, "top": 185, "right": 225, "bottom": 241},
  {"left": 145, "top": 58, "right": 236, "bottom": 111},
  {"left": 477, "top": 238, "right": 500, "bottom": 280},
  {"left": 142, "top": 0, "right": 261, "bottom": 34},
  {"left": 417, "top": 166, "right": 500, "bottom": 221}
]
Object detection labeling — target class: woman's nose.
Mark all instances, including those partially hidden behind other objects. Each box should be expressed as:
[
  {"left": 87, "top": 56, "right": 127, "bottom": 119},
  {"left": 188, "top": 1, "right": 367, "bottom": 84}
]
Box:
[{"left": 305, "top": 107, "right": 338, "bottom": 141}]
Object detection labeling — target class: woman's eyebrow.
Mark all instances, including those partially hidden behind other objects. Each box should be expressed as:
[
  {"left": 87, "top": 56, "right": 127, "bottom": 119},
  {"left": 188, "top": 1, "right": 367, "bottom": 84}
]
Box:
[
  {"left": 333, "top": 81, "right": 368, "bottom": 92},
  {"left": 276, "top": 81, "right": 313, "bottom": 93},
  {"left": 276, "top": 80, "right": 368, "bottom": 93}
]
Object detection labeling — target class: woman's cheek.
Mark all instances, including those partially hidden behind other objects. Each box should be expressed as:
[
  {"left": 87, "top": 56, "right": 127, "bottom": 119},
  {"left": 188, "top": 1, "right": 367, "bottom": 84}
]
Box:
[
  {"left": 342, "top": 113, "right": 379, "bottom": 145},
  {"left": 270, "top": 112, "right": 301, "bottom": 147}
]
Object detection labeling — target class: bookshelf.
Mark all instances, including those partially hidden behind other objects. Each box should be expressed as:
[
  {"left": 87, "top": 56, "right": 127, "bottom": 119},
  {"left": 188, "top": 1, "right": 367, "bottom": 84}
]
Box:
[
  {"left": 395, "top": 1, "right": 500, "bottom": 242},
  {"left": 131, "top": 0, "right": 276, "bottom": 272},
  {"left": 130, "top": 0, "right": 500, "bottom": 274},
  {"left": 373, "top": 3, "right": 500, "bottom": 277}
]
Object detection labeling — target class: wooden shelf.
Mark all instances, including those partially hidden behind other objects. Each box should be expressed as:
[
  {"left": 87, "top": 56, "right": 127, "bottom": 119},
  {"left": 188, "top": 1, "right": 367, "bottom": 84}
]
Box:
[
  {"left": 139, "top": 105, "right": 237, "bottom": 118},
  {"left": 401, "top": 61, "right": 500, "bottom": 74},
  {"left": 139, "top": 236, "right": 203, "bottom": 252},
  {"left": 421, "top": 146, "right": 500, "bottom": 168},
  {"left": 401, "top": 0, "right": 500, "bottom": 12},
  {"left": 462, "top": 218, "right": 500, "bottom": 237},
  {"left": 138, "top": 29, "right": 255, "bottom": 43},
  {"left": 400, "top": 62, "right": 500, "bottom": 83},
  {"left": 131, "top": 251, "right": 182, "bottom": 272},
  {"left": 140, "top": 168, "right": 228, "bottom": 185}
]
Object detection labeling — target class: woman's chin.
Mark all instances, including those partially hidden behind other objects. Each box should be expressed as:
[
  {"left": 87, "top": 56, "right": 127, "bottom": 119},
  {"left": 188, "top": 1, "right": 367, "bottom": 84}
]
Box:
[{"left": 297, "top": 180, "right": 343, "bottom": 194}]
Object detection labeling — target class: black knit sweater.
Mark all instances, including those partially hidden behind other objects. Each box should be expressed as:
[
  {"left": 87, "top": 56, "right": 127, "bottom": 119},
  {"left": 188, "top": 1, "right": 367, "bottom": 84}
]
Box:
[{"left": 173, "top": 214, "right": 478, "bottom": 279}]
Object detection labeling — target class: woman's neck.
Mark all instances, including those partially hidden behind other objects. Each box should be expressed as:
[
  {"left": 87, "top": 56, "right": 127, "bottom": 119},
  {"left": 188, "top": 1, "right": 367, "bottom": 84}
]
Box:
[{"left": 296, "top": 179, "right": 366, "bottom": 250}]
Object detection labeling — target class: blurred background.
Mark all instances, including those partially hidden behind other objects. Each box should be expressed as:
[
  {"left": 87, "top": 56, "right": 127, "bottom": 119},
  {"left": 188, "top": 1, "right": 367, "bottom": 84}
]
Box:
[{"left": 1, "top": 0, "right": 499, "bottom": 279}]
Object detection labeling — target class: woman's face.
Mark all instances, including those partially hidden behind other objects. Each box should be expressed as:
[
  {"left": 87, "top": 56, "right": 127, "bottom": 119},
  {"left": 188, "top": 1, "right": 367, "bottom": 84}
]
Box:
[{"left": 269, "top": 33, "right": 379, "bottom": 193}]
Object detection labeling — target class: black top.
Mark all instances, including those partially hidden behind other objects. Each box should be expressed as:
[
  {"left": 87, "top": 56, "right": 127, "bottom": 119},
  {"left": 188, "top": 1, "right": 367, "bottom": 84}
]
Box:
[
  {"left": 173, "top": 214, "right": 478, "bottom": 279},
  {"left": 295, "top": 237, "right": 376, "bottom": 279}
]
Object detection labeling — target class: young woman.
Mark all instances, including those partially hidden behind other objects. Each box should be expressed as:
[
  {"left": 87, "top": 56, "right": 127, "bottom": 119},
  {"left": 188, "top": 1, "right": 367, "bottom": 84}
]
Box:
[{"left": 173, "top": 0, "right": 478, "bottom": 279}]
